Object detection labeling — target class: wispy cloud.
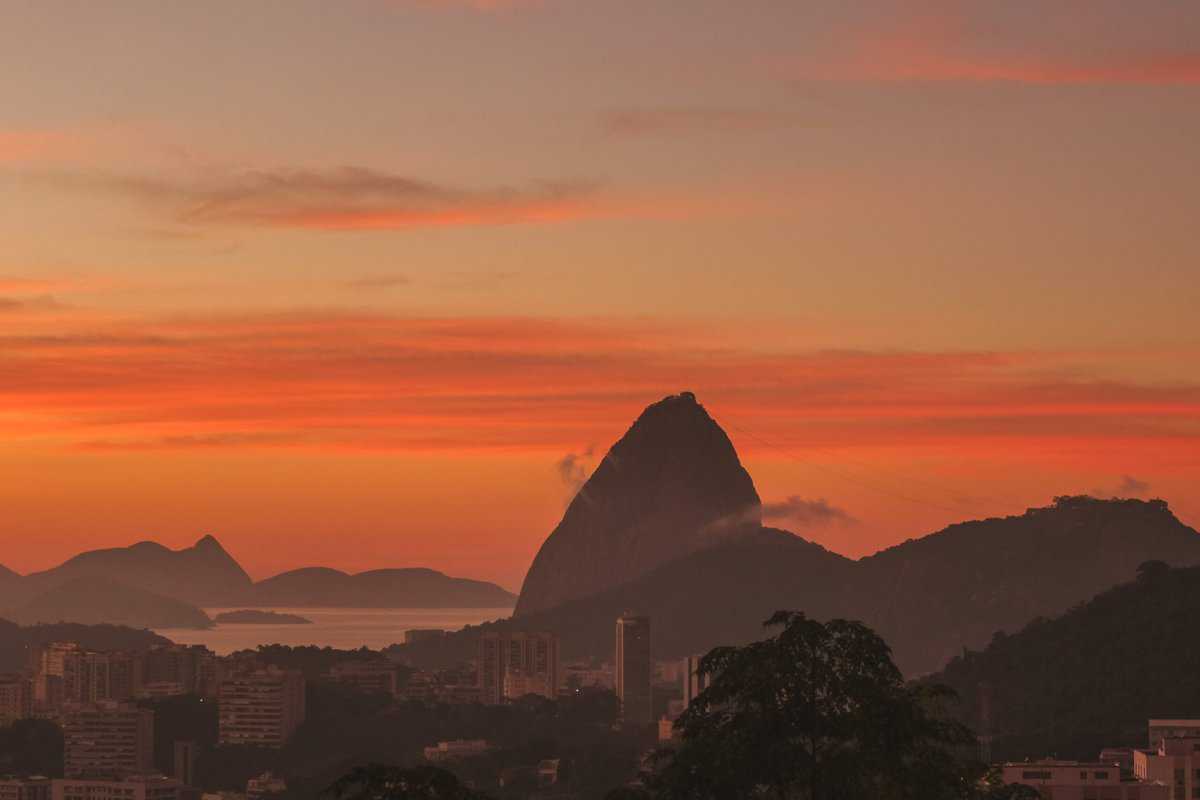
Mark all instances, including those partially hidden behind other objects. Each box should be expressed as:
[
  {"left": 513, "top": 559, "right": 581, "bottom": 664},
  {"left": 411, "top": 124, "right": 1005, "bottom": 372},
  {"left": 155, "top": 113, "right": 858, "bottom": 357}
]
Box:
[
  {"left": 762, "top": 496, "right": 856, "bottom": 527},
  {"left": 779, "top": 2, "right": 1200, "bottom": 87},
  {"left": 555, "top": 446, "right": 596, "bottom": 499},
  {"left": 34, "top": 166, "right": 609, "bottom": 232},
  {"left": 817, "top": 50, "right": 1200, "bottom": 86},
  {"left": 1091, "top": 475, "right": 1153, "bottom": 499},
  {"left": 0, "top": 294, "right": 63, "bottom": 313}
]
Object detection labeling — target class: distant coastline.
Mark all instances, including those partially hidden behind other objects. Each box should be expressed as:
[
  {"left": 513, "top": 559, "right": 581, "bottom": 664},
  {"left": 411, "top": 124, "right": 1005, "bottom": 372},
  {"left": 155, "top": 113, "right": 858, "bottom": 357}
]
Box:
[
  {"left": 213, "top": 609, "right": 313, "bottom": 625},
  {"left": 155, "top": 606, "right": 513, "bottom": 655}
]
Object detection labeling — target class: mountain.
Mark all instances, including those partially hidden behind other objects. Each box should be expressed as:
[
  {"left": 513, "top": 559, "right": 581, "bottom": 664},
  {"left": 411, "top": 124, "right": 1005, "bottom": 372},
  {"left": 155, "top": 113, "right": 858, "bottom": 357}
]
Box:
[
  {"left": 15, "top": 535, "right": 252, "bottom": 607},
  {"left": 399, "top": 497, "right": 1200, "bottom": 676},
  {"left": 932, "top": 561, "right": 1200, "bottom": 761},
  {"left": 7, "top": 576, "right": 213, "bottom": 630},
  {"left": 0, "top": 535, "right": 515, "bottom": 621},
  {"left": 241, "top": 567, "right": 516, "bottom": 608},
  {"left": 509, "top": 527, "right": 852, "bottom": 661},
  {"left": 515, "top": 391, "right": 761, "bottom": 616},
  {"left": 848, "top": 495, "right": 1200, "bottom": 674}
]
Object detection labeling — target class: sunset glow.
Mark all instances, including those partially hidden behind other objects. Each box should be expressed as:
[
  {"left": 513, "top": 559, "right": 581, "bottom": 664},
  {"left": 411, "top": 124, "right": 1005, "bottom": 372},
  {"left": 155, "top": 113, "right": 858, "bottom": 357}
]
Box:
[{"left": 2, "top": 0, "right": 1198, "bottom": 589}]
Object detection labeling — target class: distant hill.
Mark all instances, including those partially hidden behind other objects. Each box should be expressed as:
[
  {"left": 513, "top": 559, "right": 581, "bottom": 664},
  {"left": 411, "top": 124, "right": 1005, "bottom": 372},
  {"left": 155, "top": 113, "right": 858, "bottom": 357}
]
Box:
[
  {"left": 242, "top": 567, "right": 516, "bottom": 608},
  {"left": 12, "top": 535, "right": 252, "bottom": 607},
  {"left": 932, "top": 561, "right": 1200, "bottom": 760},
  {"left": 214, "top": 609, "right": 312, "bottom": 624},
  {"left": 6, "top": 576, "right": 213, "bottom": 630},
  {"left": 496, "top": 394, "right": 1200, "bottom": 675},
  {"left": 848, "top": 495, "right": 1200, "bottom": 674},
  {"left": 0, "top": 618, "right": 172, "bottom": 672},
  {"left": 0, "top": 535, "right": 515, "bottom": 623},
  {"left": 398, "top": 496, "right": 1200, "bottom": 675},
  {"left": 515, "top": 391, "right": 761, "bottom": 616},
  {"left": 393, "top": 526, "right": 853, "bottom": 669}
]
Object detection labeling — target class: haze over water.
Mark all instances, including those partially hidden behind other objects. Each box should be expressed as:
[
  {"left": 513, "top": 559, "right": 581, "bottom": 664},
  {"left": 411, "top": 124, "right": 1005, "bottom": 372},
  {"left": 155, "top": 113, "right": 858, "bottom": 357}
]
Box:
[{"left": 156, "top": 607, "right": 513, "bottom": 655}]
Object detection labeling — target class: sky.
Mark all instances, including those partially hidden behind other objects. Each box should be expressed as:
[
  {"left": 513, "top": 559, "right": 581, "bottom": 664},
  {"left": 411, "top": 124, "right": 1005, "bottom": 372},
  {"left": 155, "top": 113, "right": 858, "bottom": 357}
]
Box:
[{"left": 2, "top": 0, "right": 1198, "bottom": 591}]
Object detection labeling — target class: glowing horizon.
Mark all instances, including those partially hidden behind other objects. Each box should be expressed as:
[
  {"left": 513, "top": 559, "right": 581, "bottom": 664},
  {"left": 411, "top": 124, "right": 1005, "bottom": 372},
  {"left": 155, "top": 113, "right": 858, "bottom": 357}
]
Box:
[{"left": 2, "top": 0, "right": 1198, "bottom": 590}]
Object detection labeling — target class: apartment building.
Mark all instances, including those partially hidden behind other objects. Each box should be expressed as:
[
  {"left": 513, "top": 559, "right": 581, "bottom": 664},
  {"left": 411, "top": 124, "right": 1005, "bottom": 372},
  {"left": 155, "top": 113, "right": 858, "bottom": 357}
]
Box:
[
  {"left": 1001, "top": 760, "right": 1167, "bottom": 799},
  {"left": 51, "top": 774, "right": 181, "bottom": 800},
  {"left": 62, "top": 702, "right": 155, "bottom": 779},
  {"left": 217, "top": 668, "right": 305, "bottom": 748}
]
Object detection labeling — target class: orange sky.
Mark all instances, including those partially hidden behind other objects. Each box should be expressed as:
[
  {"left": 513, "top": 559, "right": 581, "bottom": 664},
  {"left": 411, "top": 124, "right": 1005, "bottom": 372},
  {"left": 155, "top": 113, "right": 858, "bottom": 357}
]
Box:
[{"left": 2, "top": 0, "right": 1198, "bottom": 590}]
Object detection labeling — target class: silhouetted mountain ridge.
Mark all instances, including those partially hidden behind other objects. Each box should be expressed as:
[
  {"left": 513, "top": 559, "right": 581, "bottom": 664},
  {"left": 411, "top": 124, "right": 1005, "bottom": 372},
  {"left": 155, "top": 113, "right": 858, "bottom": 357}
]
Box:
[
  {"left": 515, "top": 494, "right": 1197, "bottom": 674},
  {"left": 0, "top": 534, "right": 515, "bottom": 624},
  {"left": 242, "top": 566, "right": 516, "bottom": 608},
  {"left": 500, "top": 394, "right": 1200, "bottom": 674},
  {"left": 848, "top": 494, "right": 1200, "bottom": 672},
  {"left": 18, "top": 535, "right": 252, "bottom": 606},
  {"left": 516, "top": 391, "right": 761, "bottom": 616},
  {"left": 7, "top": 576, "right": 213, "bottom": 630}
]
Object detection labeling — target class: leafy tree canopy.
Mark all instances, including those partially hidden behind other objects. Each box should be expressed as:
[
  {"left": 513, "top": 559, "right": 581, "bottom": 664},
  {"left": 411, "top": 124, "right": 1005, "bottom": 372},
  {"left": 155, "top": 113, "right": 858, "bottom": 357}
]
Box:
[{"left": 650, "top": 611, "right": 983, "bottom": 800}]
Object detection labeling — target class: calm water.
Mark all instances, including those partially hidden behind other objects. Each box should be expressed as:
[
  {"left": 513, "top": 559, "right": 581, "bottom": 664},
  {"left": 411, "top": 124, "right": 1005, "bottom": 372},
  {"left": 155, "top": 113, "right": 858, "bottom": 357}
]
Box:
[{"left": 155, "top": 607, "right": 513, "bottom": 654}]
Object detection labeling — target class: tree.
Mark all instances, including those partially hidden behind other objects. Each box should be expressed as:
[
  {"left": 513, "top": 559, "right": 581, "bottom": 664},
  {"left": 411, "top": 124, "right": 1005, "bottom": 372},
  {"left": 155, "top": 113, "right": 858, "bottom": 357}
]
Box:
[
  {"left": 650, "top": 611, "right": 983, "bottom": 800},
  {"left": 975, "top": 770, "right": 1042, "bottom": 800},
  {"left": 605, "top": 788, "right": 654, "bottom": 800},
  {"left": 325, "top": 765, "right": 492, "bottom": 800}
]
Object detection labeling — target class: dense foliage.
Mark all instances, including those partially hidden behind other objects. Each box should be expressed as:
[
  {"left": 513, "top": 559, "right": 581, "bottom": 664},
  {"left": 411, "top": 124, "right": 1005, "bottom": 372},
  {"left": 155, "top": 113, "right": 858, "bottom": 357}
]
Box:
[
  {"left": 934, "top": 561, "right": 1200, "bottom": 760},
  {"left": 326, "top": 765, "right": 490, "bottom": 800},
  {"left": 0, "top": 719, "right": 64, "bottom": 777},
  {"left": 650, "top": 612, "right": 983, "bottom": 800},
  {"left": 0, "top": 618, "right": 170, "bottom": 671},
  {"left": 242, "top": 644, "right": 398, "bottom": 680}
]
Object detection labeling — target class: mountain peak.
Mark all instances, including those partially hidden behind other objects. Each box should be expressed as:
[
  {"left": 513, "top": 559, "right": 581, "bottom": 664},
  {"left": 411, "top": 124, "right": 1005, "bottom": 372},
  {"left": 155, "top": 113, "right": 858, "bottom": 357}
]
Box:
[
  {"left": 514, "top": 392, "right": 761, "bottom": 616},
  {"left": 193, "top": 533, "right": 225, "bottom": 551}
]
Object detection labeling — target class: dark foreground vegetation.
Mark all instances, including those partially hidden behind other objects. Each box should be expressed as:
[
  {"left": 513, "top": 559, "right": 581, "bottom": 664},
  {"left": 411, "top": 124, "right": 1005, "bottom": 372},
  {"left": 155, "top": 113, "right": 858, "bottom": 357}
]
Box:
[
  {"left": 321, "top": 614, "right": 1040, "bottom": 800},
  {"left": 935, "top": 560, "right": 1200, "bottom": 760}
]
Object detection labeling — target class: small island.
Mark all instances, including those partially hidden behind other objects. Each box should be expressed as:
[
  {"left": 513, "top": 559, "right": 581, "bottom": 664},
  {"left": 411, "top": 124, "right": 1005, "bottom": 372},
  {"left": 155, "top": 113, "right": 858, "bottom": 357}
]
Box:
[{"left": 213, "top": 609, "right": 314, "bottom": 625}]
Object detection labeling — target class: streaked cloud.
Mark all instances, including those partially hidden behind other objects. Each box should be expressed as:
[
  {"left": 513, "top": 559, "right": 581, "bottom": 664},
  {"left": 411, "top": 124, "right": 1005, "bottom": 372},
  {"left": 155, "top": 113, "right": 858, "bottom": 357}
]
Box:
[
  {"left": 0, "top": 294, "right": 63, "bottom": 313},
  {"left": 33, "top": 166, "right": 606, "bottom": 232},
  {"left": 779, "top": 1, "right": 1200, "bottom": 87},
  {"left": 2, "top": 309, "right": 1197, "bottom": 458},
  {"left": 817, "top": 50, "right": 1200, "bottom": 86}
]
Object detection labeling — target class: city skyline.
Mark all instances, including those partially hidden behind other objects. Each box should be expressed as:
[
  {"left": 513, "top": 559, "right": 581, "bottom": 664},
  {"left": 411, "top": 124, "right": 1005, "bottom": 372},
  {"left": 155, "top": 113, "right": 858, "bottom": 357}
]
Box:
[{"left": 2, "top": 0, "right": 1199, "bottom": 587}]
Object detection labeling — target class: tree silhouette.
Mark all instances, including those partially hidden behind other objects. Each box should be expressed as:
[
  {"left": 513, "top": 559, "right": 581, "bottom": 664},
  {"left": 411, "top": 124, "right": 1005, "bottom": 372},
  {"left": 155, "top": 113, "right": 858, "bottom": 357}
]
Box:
[
  {"left": 650, "top": 611, "right": 983, "bottom": 800},
  {"left": 325, "top": 764, "right": 491, "bottom": 800}
]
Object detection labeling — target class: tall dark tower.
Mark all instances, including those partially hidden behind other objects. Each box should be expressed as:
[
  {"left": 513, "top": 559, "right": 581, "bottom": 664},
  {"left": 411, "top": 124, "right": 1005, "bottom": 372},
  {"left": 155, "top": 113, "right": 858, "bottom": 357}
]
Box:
[
  {"left": 616, "top": 614, "right": 652, "bottom": 726},
  {"left": 173, "top": 739, "right": 198, "bottom": 786},
  {"left": 978, "top": 681, "right": 993, "bottom": 765}
]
